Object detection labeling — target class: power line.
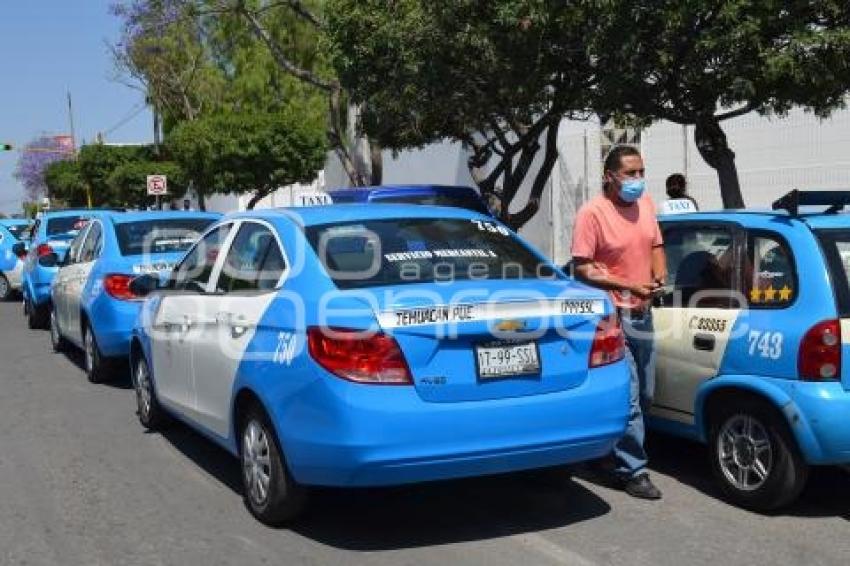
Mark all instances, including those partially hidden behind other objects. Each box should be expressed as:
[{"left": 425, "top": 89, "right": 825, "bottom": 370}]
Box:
[{"left": 102, "top": 101, "right": 148, "bottom": 138}]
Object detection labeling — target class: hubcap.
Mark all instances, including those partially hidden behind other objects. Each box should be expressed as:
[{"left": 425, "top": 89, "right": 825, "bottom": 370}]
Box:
[
  {"left": 717, "top": 414, "right": 773, "bottom": 491},
  {"left": 242, "top": 420, "right": 272, "bottom": 506},
  {"left": 135, "top": 360, "right": 152, "bottom": 419},
  {"left": 0, "top": 277, "right": 8, "bottom": 298}
]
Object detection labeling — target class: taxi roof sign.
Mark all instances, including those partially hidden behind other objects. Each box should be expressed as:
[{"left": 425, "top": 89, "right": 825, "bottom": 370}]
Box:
[{"left": 659, "top": 198, "right": 697, "bottom": 215}]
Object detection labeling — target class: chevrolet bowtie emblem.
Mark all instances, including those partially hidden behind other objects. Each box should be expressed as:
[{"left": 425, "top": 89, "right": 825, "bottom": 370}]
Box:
[{"left": 496, "top": 319, "right": 527, "bottom": 332}]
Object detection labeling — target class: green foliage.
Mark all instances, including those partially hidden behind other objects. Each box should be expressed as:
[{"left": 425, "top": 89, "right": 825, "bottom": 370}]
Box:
[
  {"left": 77, "top": 144, "right": 153, "bottom": 206},
  {"left": 168, "top": 109, "right": 327, "bottom": 208},
  {"left": 107, "top": 160, "right": 188, "bottom": 208},
  {"left": 44, "top": 160, "right": 87, "bottom": 207}
]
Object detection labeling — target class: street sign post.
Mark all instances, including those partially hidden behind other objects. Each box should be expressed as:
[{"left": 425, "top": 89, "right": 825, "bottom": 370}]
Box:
[{"left": 146, "top": 175, "right": 168, "bottom": 210}]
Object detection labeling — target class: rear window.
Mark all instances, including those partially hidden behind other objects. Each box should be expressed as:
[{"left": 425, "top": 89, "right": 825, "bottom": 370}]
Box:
[
  {"left": 116, "top": 218, "right": 215, "bottom": 256},
  {"left": 5, "top": 224, "right": 29, "bottom": 240},
  {"left": 376, "top": 194, "right": 490, "bottom": 215},
  {"left": 817, "top": 230, "right": 850, "bottom": 315},
  {"left": 47, "top": 216, "right": 89, "bottom": 238},
  {"left": 304, "top": 218, "right": 561, "bottom": 289}
]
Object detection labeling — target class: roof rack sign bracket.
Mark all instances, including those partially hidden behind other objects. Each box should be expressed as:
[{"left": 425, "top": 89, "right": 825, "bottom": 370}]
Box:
[{"left": 772, "top": 190, "right": 850, "bottom": 217}]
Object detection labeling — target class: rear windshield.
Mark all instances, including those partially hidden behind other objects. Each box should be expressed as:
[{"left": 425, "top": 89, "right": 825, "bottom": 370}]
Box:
[
  {"left": 304, "top": 218, "right": 561, "bottom": 289},
  {"left": 47, "top": 216, "right": 89, "bottom": 238},
  {"left": 116, "top": 218, "right": 216, "bottom": 256},
  {"left": 5, "top": 224, "right": 29, "bottom": 240},
  {"left": 376, "top": 193, "right": 490, "bottom": 215}
]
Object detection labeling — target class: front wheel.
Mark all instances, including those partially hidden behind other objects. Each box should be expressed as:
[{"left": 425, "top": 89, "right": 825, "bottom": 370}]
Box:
[
  {"left": 27, "top": 301, "right": 48, "bottom": 329},
  {"left": 709, "top": 398, "right": 808, "bottom": 511},
  {"left": 240, "top": 407, "right": 307, "bottom": 526},
  {"left": 132, "top": 353, "right": 169, "bottom": 430}
]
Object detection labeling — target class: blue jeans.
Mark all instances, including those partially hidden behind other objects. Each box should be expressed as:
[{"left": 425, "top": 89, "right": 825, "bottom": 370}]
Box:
[{"left": 613, "top": 310, "right": 655, "bottom": 479}]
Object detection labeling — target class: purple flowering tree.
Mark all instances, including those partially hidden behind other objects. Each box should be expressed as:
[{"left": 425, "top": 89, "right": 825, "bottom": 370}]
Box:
[{"left": 13, "top": 136, "right": 74, "bottom": 202}]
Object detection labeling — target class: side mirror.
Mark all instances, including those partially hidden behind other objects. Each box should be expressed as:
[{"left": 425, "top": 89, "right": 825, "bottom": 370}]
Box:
[
  {"left": 11, "top": 242, "right": 27, "bottom": 259},
  {"left": 129, "top": 274, "right": 160, "bottom": 298}
]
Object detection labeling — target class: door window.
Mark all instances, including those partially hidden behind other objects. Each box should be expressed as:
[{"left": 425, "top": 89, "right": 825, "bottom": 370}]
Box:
[
  {"left": 659, "top": 226, "right": 737, "bottom": 308},
  {"left": 78, "top": 222, "right": 103, "bottom": 263},
  {"left": 746, "top": 233, "right": 796, "bottom": 308},
  {"left": 65, "top": 226, "right": 89, "bottom": 265},
  {"left": 171, "top": 224, "right": 232, "bottom": 293},
  {"left": 214, "top": 222, "right": 286, "bottom": 293}
]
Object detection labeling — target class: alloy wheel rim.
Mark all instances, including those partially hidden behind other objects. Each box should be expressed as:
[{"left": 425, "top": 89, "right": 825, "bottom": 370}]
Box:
[
  {"left": 242, "top": 420, "right": 272, "bottom": 506},
  {"left": 85, "top": 331, "right": 94, "bottom": 374},
  {"left": 717, "top": 414, "right": 773, "bottom": 491},
  {"left": 135, "top": 361, "right": 152, "bottom": 419},
  {"left": 50, "top": 311, "right": 60, "bottom": 346}
]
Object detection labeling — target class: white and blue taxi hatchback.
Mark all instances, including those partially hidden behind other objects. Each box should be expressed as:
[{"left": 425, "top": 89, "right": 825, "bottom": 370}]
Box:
[
  {"left": 129, "top": 205, "right": 630, "bottom": 524},
  {"left": 650, "top": 190, "right": 850, "bottom": 511}
]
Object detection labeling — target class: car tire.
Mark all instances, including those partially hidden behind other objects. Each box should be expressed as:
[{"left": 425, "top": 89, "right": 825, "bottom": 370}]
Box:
[
  {"left": 49, "top": 307, "right": 68, "bottom": 352},
  {"left": 240, "top": 405, "right": 307, "bottom": 526},
  {"left": 83, "top": 322, "right": 112, "bottom": 383},
  {"left": 27, "top": 301, "right": 48, "bottom": 329},
  {"left": 708, "top": 397, "right": 809, "bottom": 511},
  {"left": 0, "top": 273, "right": 11, "bottom": 301},
  {"left": 132, "top": 353, "right": 169, "bottom": 430}
]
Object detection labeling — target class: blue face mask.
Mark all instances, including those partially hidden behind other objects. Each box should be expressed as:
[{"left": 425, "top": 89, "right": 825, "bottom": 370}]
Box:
[{"left": 619, "top": 178, "right": 646, "bottom": 203}]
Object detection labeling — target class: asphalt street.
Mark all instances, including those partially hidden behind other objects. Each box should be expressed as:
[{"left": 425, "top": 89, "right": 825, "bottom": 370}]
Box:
[{"left": 0, "top": 300, "right": 848, "bottom": 566}]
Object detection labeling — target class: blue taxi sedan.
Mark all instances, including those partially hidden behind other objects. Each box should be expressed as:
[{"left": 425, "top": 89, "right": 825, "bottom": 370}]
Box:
[
  {"left": 128, "top": 205, "right": 630, "bottom": 524},
  {"left": 0, "top": 218, "right": 32, "bottom": 301},
  {"left": 50, "top": 210, "right": 219, "bottom": 382}
]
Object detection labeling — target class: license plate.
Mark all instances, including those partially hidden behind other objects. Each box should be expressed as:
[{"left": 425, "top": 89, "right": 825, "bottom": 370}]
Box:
[{"left": 475, "top": 341, "right": 540, "bottom": 379}]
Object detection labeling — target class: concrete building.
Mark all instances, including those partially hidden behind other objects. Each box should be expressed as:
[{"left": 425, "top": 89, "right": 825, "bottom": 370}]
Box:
[{"left": 205, "top": 106, "right": 850, "bottom": 265}]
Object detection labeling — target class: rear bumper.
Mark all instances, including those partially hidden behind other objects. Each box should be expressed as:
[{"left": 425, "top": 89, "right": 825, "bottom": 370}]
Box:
[
  {"left": 274, "top": 360, "right": 630, "bottom": 487},
  {"left": 26, "top": 266, "right": 58, "bottom": 306},
  {"left": 787, "top": 381, "right": 850, "bottom": 465},
  {"left": 89, "top": 296, "right": 143, "bottom": 358}
]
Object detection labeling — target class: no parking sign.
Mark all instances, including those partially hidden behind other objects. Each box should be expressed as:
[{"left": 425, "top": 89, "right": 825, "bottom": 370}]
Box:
[{"left": 146, "top": 175, "right": 168, "bottom": 196}]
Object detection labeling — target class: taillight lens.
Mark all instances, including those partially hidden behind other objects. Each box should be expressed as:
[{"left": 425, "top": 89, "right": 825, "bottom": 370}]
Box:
[
  {"left": 589, "top": 315, "right": 625, "bottom": 368},
  {"left": 307, "top": 327, "right": 412, "bottom": 385},
  {"left": 798, "top": 319, "right": 841, "bottom": 381},
  {"left": 36, "top": 243, "right": 53, "bottom": 257},
  {"left": 104, "top": 274, "right": 140, "bottom": 301}
]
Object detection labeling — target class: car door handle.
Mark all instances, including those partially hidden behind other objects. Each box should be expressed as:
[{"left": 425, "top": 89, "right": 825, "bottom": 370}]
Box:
[
  {"left": 217, "top": 312, "right": 254, "bottom": 338},
  {"left": 693, "top": 333, "right": 716, "bottom": 351}
]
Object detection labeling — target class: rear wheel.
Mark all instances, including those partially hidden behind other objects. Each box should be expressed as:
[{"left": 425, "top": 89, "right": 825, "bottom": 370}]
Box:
[
  {"left": 49, "top": 307, "right": 67, "bottom": 352},
  {"left": 27, "top": 301, "right": 48, "bottom": 329},
  {"left": 0, "top": 273, "right": 11, "bottom": 301},
  {"left": 708, "top": 397, "right": 808, "bottom": 511},
  {"left": 83, "top": 323, "right": 112, "bottom": 383},
  {"left": 240, "top": 406, "right": 307, "bottom": 525}
]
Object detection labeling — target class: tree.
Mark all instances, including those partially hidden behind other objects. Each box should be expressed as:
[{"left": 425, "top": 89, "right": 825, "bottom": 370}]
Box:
[
  {"left": 77, "top": 144, "right": 162, "bottom": 207},
  {"left": 44, "top": 160, "right": 88, "bottom": 207},
  {"left": 168, "top": 109, "right": 327, "bottom": 208},
  {"left": 595, "top": 1, "right": 850, "bottom": 208},
  {"left": 326, "top": 1, "right": 602, "bottom": 229},
  {"left": 216, "top": 0, "right": 383, "bottom": 186},
  {"left": 13, "top": 136, "right": 74, "bottom": 202}
]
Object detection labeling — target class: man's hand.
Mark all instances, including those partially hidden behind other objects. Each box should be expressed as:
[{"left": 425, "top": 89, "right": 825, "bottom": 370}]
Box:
[{"left": 629, "top": 283, "right": 655, "bottom": 300}]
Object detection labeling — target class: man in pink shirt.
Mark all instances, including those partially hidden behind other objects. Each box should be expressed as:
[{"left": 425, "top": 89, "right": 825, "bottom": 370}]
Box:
[{"left": 571, "top": 145, "right": 667, "bottom": 500}]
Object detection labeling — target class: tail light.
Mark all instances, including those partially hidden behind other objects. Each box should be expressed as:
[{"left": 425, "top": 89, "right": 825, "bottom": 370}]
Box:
[
  {"left": 589, "top": 315, "right": 625, "bottom": 368},
  {"left": 104, "top": 274, "right": 140, "bottom": 301},
  {"left": 798, "top": 319, "right": 841, "bottom": 380},
  {"left": 307, "top": 327, "right": 412, "bottom": 385},
  {"left": 36, "top": 243, "right": 54, "bottom": 257}
]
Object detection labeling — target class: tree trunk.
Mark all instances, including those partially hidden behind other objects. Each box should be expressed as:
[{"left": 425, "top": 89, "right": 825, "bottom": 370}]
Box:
[
  {"left": 246, "top": 190, "right": 267, "bottom": 210},
  {"left": 694, "top": 117, "right": 745, "bottom": 209},
  {"left": 369, "top": 140, "right": 383, "bottom": 186},
  {"left": 196, "top": 188, "right": 206, "bottom": 211}
]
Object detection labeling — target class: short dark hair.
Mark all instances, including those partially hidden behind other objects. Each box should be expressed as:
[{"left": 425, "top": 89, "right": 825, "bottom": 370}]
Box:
[
  {"left": 603, "top": 145, "right": 642, "bottom": 174},
  {"left": 666, "top": 173, "right": 686, "bottom": 190}
]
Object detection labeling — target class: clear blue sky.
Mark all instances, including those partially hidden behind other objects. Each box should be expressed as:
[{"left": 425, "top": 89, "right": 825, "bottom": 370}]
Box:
[{"left": 0, "top": 1, "right": 153, "bottom": 214}]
